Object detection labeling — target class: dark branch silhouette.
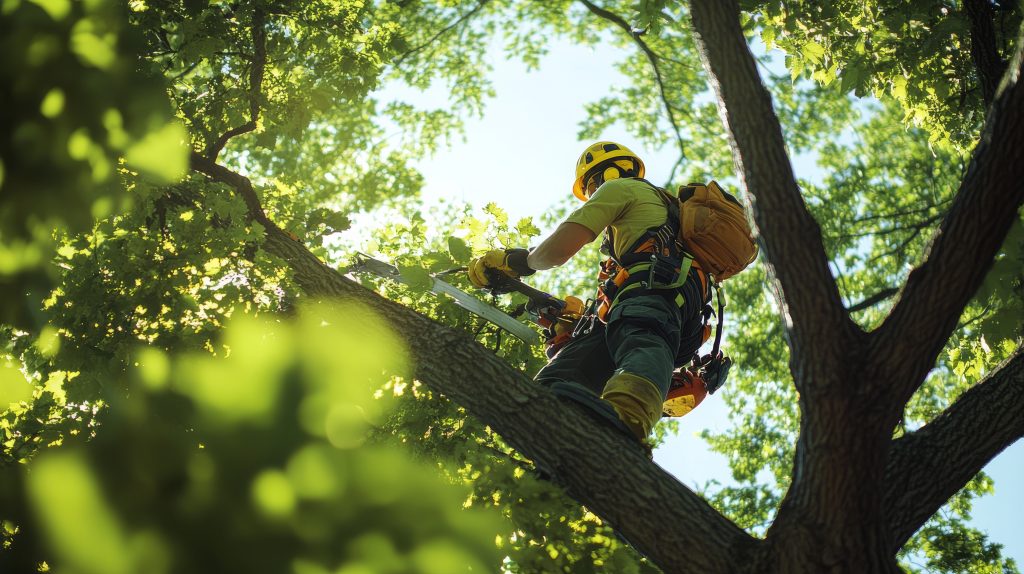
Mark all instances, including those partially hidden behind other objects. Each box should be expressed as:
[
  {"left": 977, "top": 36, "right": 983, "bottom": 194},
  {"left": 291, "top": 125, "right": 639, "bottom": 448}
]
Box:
[
  {"left": 189, "top": 152, "right": 269, "bottom": 224},
  {"left": 964, "top": 0, "right": 1009, "bottom": 106},
  {"left": 206, "top": 6, "right": 267, "bottom": 161},
  {"left": 873, "top": 36, "right": 1024, "bottom": 410},
  {"left": 578, "top": 0, "right": 690, "bottom": 163},
  {"left": 847, "top": 288, "right": 899, "bottom": 314},
  {"left": 393, "top": 1, "right": 492, "bottom": 66}
]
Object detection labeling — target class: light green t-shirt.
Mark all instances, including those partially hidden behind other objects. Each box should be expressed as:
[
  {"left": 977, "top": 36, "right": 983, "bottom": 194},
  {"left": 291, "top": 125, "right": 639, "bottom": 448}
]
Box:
[{"left": 565, "top": 178, "right": 667, "bottom": 257}]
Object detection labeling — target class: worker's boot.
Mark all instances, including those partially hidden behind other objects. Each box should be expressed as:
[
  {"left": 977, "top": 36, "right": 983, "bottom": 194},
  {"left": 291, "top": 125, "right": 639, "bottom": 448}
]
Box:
[{"left": 601, "top": 371, "right": 664, "bottom": 441}]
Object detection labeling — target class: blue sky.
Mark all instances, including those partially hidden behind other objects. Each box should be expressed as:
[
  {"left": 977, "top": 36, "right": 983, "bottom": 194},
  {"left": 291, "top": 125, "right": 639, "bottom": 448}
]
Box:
[{"left": 379, "top": 33, "right": 1023, "bottom": 565}]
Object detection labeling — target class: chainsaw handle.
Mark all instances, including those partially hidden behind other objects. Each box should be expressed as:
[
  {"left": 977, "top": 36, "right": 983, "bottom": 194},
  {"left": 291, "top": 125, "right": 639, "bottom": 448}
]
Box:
[
  {"left": 484, "top": 269, "right": 554, "bottom": 301},
  {"left": 483, "top": 270, "right": 567, "bottom": 315}
]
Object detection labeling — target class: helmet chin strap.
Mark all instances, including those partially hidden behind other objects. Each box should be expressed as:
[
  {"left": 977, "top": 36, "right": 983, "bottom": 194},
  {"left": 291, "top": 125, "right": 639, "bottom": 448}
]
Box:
[{"left": 585, "top": 159, "right": 641, "bottom": 198}]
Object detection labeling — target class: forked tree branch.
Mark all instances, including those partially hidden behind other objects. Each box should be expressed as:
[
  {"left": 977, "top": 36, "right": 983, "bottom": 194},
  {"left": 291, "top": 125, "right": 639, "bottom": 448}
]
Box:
[
  {"left": 884, "top": 346, "right": 1024, "bottom": 550},
  {"left": 189, "top": 152, "right": 269, "bottom": 223},
  {"left": 872, "top": 33, "right": 1024, "bottom": 411},
  {"left": 206, "top": 6, "right": 267, "bottom": 161},
  {"left": 190, "top": 157, "right": 758, "bottom": 574}
]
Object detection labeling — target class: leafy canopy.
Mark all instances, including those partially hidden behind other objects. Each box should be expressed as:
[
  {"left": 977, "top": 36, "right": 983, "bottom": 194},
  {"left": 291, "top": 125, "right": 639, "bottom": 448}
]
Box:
[{"left": 1, "top": 0, "right": 1021, "bottom": 573}]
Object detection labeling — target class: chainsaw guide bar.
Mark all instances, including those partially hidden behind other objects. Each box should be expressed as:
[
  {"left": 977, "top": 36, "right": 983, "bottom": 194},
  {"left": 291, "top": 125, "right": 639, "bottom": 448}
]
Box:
[{"left": 347, "top": 254, "right": 539, "bottom": 343}]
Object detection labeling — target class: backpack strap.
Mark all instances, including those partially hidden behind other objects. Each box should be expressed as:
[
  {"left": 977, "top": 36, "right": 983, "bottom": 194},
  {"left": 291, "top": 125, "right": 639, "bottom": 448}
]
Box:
[{"left": 632, "top": 177, "right": 681, "bottom": 236}]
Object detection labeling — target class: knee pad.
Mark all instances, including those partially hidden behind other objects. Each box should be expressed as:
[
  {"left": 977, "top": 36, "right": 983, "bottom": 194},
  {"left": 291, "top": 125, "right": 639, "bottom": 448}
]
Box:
[{"left": 601, "top": 371, "right": 664, "bottom": 440}]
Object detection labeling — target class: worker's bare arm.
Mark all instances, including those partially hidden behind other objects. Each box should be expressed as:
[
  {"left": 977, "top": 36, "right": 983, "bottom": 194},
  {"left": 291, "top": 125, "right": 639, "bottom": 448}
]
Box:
[{"left": 527, "top": 222, "right": 597, "bottom": 271}]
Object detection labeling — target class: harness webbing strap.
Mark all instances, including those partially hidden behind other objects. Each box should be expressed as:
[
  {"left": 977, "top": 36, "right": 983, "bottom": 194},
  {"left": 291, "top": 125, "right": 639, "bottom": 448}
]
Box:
[
  {"left": 594, "top": 179, "right": 711, "bottom": 330},
  {"left": 659, "top": 255, "right": 693, "bottom": 291},
  {"left": 711, "top": 283, "right": 726, "bottom": 358}
]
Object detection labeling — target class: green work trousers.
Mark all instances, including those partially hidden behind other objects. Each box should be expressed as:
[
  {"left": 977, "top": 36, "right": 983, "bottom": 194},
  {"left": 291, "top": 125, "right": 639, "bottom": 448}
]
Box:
[{"left": 534, "top": 294, "right": 682, "bottom": 398}]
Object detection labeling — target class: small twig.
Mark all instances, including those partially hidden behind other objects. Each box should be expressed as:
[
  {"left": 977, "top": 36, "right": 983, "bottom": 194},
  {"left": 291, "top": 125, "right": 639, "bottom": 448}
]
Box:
[
  {"left": 664, "top": 154, "right": 686, "bottom": 187},
  {"left": 957, "top": 301, "right": 994, "bottom": 330},
  {"left": 847, "top": 287, "right": 900, "bottom": 314},
  {"left": 578, "top": 0, "right": 689, "bottom": 161},
  {"left": 848, "top": 199, "right": 951, "bottom": 224},
  {"left": 393, "top": 0, "right": 491, "bottom": 66},
  {"left": 492, "top": 326, "right": 503, "bottom": 351},
  {"left": 479, "top": 442, "right": 533, "bottom": 470},
  {"left": 473, "top": 316, "right": 489, "bottom": 338},
  {"left": 830, "top": 212, "right": 944, "bottom": 241},
  {"left": 868, "top": 226, "right": 926, "bottom": 264},
  {"left": 171, "top": 60, "right": 202, "bottom": 81}
]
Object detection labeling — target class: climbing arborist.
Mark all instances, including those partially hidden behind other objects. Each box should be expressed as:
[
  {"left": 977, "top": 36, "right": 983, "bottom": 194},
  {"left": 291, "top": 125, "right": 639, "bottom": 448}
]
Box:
[{"left": 468, "top": 141, "right": 720, "bottom": 442}]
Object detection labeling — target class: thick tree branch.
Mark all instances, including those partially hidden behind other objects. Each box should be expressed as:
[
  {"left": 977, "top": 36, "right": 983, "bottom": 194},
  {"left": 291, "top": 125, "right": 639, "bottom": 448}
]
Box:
[
  {"left": 873, "top": 34, "right": 1024, "bottom": 409},
  {"left": 206, "top": 6, "right": 267, "bottom": 161},
  {"left": 190, "top": 158, "right": 758, "bottom": 573},
  {"left": 689, "top": 0, "right": 857, "bottom": 378},
  {"left": 884, "top": 346, "right": 1024, "bottom": 550},
  {"left": 965, "top": 0, "right": 1009, "bottom": 106},
  {"left": 578, "top": 0, "right": 689, "bottom": 161},
  {"left": 189, "top": 152, "right": 269, "bottom": 223}
]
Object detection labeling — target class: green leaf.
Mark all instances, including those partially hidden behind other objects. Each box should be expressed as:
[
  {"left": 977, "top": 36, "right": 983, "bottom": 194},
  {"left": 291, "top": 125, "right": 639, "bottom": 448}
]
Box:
[
  {"left": 447, "top": 236, "right": 473, "bottom": 264},
  {"left": 420, "top": 251, "right": 456, "bottom": 273},
  {"left": 483, "top": 202, "right": 508, "bottom": 226},
  {"left": 398, "top": 264, "right": 433, "bottom": 293},
  {"left": 324, "top": 212, "right": 351, "bottom": 233},
  {"left": 801, "top": 41, "right": 825, "bottom": 65},
  {"left": 786, "top": 55, "right": 803, "bottom": 82},
  {"left": 892, "top": 75, "right": 908, "bottom": 100},
  {"left": 840, "top": 65, "right": 863, "bottom": 94},
  {"left": 514, "top": 218, "right": 540, "bottom": 238}
]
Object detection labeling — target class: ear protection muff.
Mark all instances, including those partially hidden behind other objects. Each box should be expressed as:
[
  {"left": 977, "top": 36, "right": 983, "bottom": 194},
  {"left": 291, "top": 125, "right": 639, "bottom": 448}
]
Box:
[{"left": 602, "top": 165, "right": 621, "bottom": 182}]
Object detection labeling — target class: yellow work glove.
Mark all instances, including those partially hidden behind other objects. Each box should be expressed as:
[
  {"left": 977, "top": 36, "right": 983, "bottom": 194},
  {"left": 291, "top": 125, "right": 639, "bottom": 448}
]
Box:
[{"left": 467, "top": 248, "right": 534, "bottom": 289}]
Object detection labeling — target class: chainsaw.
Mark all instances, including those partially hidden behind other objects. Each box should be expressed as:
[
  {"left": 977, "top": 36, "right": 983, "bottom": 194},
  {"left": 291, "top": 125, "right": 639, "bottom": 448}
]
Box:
[
  {"left": 346, "top": 254, "right": 539, "bottom": 343},
  {"left": 482, "top": 270, "right": 589, "bottom": 358}
]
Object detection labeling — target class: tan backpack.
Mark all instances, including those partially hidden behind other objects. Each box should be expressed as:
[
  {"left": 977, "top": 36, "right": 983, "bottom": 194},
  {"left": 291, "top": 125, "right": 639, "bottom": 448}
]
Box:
[{"left": 657, "top": 181, "right": 758, "bottom": 281}]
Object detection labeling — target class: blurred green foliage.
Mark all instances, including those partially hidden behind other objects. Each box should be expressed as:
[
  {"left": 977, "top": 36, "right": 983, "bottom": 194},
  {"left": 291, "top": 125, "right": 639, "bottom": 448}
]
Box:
[
  {"left": 0, "top": 0, "right": 188, "bottom": 328},
  {"left": 3, "top": 304, "right": 504, "bottom": 573}
]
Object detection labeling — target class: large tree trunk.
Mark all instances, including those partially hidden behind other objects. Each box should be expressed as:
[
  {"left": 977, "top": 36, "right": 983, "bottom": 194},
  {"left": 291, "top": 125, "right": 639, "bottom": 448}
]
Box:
[{"left": 688, "top": 0, "right": 1024, "bottom": 571}]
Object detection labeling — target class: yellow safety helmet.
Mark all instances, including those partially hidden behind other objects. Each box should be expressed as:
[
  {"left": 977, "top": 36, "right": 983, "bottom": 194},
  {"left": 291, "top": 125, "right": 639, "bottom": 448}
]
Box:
[{"left": 572, "top": 141, "right": 646, "bottom": 201}]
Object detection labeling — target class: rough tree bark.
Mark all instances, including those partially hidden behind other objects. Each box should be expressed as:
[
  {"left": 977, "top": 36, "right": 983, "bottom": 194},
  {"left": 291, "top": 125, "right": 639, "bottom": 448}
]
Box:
[
  {"left": 187, "top": 1, "right": 1024, "bottom": 572},
  {"left": 690, "top": 0, "right": 1024, "bottom": 572},
  {"left": 965, "top": 0, "right": 1009, "bottom": 106},
  {"left": 885, "top": 349, "right": 1024, "bottom": 551}
]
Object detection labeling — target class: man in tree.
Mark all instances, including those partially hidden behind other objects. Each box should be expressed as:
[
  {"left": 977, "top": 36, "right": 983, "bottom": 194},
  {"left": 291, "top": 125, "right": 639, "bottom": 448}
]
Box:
[{"left": 468, "top": 141, "right": 717, "bottom": 441}]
